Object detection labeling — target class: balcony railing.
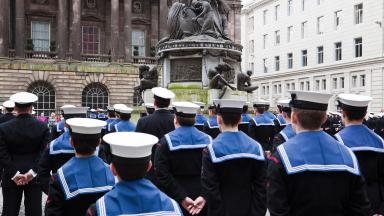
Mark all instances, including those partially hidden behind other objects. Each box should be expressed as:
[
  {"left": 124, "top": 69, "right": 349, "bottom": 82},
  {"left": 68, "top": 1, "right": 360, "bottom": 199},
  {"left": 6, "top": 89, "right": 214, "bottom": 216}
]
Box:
[
  {"left": 81, "top": 53, "right": 111, "bottom": 62},
  {"left": 25, "top": 50, "right": 57, "bottom": 59},
  {"left": 132, "top": 56, "right": 157, "bottom": 65}
]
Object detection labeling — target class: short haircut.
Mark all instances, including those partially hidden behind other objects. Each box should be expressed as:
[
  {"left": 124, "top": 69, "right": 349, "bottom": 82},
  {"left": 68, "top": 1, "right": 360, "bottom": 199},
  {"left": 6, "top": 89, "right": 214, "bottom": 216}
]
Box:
[
  {"left": 112, "top": 156, "right": 150, "bottom": 180},
  {"left": 5, "top": 108, "right": 13, "bottom": 113},
  {"left": 69, "top": 130, "right": 100, "bottom": 154},
  {"left": 343, "top": 109, "right": 366, "bottom": 121},
  {"left": 108, "top": 111, "right": 116, "bottom": 118},
  {"left": 219, "top": 112, "right": 241, "bottom": 127},
  {"left": 209, "top": 108, "right": 217, "bottom": 115},
  {"left": 146, "top": 107, "right": 155, "bottom": 114},
  {"left": 283, "top": 109, "right": 292, "bottom": 118},
  {"left": 176, "top": 115, "right": 195, "bottom": 126},
  {"left": 242, "top": 105, "right": 248, "bottom": 114},
  {"left": 120, "top": 113, "right": 131, "bottom": 121},
  {"left": 255, "top": 107, "right": 265, "bottom": 114},
  {"left": 293, "top": 108, "right": 327, "bottom": 130},
  {"left": 154, "top": 96, "right": 170, "bottom": 108}
]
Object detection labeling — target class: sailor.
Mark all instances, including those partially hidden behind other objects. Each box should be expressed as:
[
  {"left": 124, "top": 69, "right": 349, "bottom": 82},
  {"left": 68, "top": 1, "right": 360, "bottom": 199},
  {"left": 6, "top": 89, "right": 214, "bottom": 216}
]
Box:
[
  {"left": 334, "top": 93, "right": 384, "bottom": 215},
  {"left": 203, "top": 104, "right": 220, "bottom": 138},
  {"left": 249, "top": 100, "right": 276, "bottom": 155},
  {"left": 102, "top": 107, "right": 115, "bottom": 135},
  {"left": 37, "top": 106, "right": 89, "bottom": 194},
  {"left": 97, "top": 109, "right": 107, "bottom": 121},
  {"left": 45, "top": 118, "right": 115, "bottom": 216},
  {"left": 140, "top": 103, "right": 155, "bottom": 117},
  {"left": 0, "top": 92, "right": 51, "bottom": 216},
  {"left": 87, "top": 132, "right": 182, "bottom": 216},
  {"left": 52, "top": 105, "right": 75, "bottom": 139},
  {"left": 155, "top": 101, "right": 211, "bottom": 216},
  {"left": 110, "top": 106, "right": 136, "bottom": 132},
  {"left": 201, "top": 99, "right": 267, "bottom": 216},
  {"left": 274, "top": 101, "right": 288, "bottom": 133},
  {"left": 238, "top": 102, "right": 252, "bottom": 135},
  {"left": 135, "top": 87, "right": 175, "bottom": 186},
  {"left": 264, "top": 101, "right": 277, "bottom": 120},
  {"left": 193, "top": 101, "right": 208, "bottom": 131},
  {"left": 267, "top": 91, "right": 371, "bottom": 215},
  {"left": 89, "top": 109, "right": 98, "bottom": 119},
  {"left": 271, "top": 99, "right": 296, "bottom": 153},
  {"left": 106, "top": 104, "right": 125, "bottom": 133},
  {"left": 0, "top": 100, "right": 15, "bottom": 124}
]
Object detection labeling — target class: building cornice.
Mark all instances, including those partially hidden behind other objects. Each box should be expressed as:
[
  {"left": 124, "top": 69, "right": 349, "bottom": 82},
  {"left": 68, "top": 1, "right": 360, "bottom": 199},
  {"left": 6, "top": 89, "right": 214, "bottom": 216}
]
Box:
[{"left": 242, "top": 0, "right": 275, "bottom": 14}]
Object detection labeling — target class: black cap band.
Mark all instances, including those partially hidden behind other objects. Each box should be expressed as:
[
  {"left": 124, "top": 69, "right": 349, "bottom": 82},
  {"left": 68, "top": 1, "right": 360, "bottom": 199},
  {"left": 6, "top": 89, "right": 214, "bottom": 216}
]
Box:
[
  {"left": 290, "top": 100, "right": 328, "bottom": 111},
  {"left": 173, "top": 110, "right": 196, "bottom": 118},
  {"left": 338, "top": 101, "right": 367, "bottom": 112},
  {"left": 215, "top": 104, "right": 242, "bottom": 114}
]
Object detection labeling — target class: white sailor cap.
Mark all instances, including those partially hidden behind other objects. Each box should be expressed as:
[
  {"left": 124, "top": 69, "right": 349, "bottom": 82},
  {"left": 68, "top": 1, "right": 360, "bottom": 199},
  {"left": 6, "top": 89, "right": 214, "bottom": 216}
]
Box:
[
  {"left": 337, "top": 93, "right": 372, "bottom": 111},
  {"left": 107, "top": 106, "right": 114, "bottom": 112},
  {"left": 98, "top": 109, "right": 105, "bottom": 112},
  {"left": 90, "top": 109, "right": 96, "bottom": 112},
  {"left": 61, "top": 107, "right": 89, "bottom": 119},
  {"left": 3, "top": 100, "right": 15, "bottom": 108},
  {"left": 213, "top": 99, "right": 246, "bottom": 114},
  {"left": 152, "top": 87, "right": 175, "bottom": 100},
  {"left": 66, "top": 118, "right": 106, "bottom": 135},
  {"left": 60, "top": 105, "right": 76, "bottom": 110},
  {"left": 119, "top": 106, "right": 133, "bottom": 114},
  {"left": 289, "top": 91, "right": 332, "bottom": 111},
  {"left": 10, "top": 92, "right": 38, "bottom": 105},
  {"left": 0, "top": 106, "right": 3, "bottom": 110},
  {"left": 113, "top": 104, "right": 129, "bottom": 113},
  {"left": 173, "top": 101, "right": 200, "bottom": 117},
  {"left": 277, "top": 99, "right": 290, "bottom": 108},
  {"left": 193, "top": 101, "right": 205, "bottom": 109},
  {"left": 143, "top": 103, "right": 155, "bottom": 109},
  {"left": 103, "top": 132, "right": 159, "bottom": 159},
  {"left": 253, "top": 99, "right": 270, "bottom": 108}
]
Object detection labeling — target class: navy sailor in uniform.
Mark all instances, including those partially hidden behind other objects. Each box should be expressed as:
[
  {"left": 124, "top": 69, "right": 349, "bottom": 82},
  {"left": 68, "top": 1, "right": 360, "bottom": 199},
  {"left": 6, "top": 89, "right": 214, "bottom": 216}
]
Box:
[
  {"left": 203, "top": 104, "right": 220, "bottom": 139},
  {"left": 106, "top": 104, "right": 125, "bottom": 133},
  {"left": 52, "top": 105, "right": 75, "bottom": 139},
  {"left": 271, "top": 99, "right": 296, "bottom": 153},
  {"left": 87, "top": 132, "right": 183, "bottom": 216},
  {"left": 201, "top": 99, "right": 267, "bottom": 216},
  {"left": 267, "top": 91, "right": 372, "bottom": 216},
  {"left": 45, "top": 118, "right": 115, "bottom": 216},
  {"left": 109, "top": 105, "right": 136, "bottom": 132},
  {"left": 335, "top": 93, "right": 384, "bottom": 215},
  {"left": 37, "top": 106, "right": 89, "bottom": 194},
  {"left": 0, "top": 100, "right": 15, "bottom": 124},
  {"left": 193, "top": 101, "right": 208, "bottom": 132},
  {"left": 104, "top": 106, "right": 116, "bottom": 133},
  {"left": 155, "top": 101, "right": 212, "bottom": 216},
  {"left": 238, "top": 102, "right": 252, "bottom": 135}
]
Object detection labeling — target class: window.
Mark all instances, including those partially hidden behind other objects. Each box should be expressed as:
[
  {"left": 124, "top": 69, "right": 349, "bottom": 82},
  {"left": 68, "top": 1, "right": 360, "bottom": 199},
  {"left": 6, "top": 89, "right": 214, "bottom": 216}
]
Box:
[
  {"left": 302, "top": 0, "right": 306, "bottom": 11},
  {"left": 286, "top": 83, "right": 291, "bottom": 90},
  {"left": 28, "top": 81, "right": 55, "bottom": 116},
  {"left": 275, "top": 30, "right": 280, "bottom": 45},
  {"left": 300, "top": 81, "right": 305, "bottom": 90},
  {"left": 292, "top": 83, "right": 296, "bottom": 90},
  {"left": 302, "top": 50, "right": 307, "bottom": 67},
  {"left": 278, "top": 84, "right": 282, "bottom": 93},
  {"left": 352, "top": 75, "right": 357, "bottom": 87},
  {"left": 340, "top": 77, "right": 345, "bottom": 88},
  {"left": 31, "top": 21, "right": 50, "bottom": 52},
  {"left": 335, "top": 42, "right": 342, "bottom": 61},
  {"left": 267, "top": 86, "right": 270, "bottom": 94},
  {"left": 82, "top": 26, "right": 100, "bottom": 54},
  {"left": 275, "top": 5, "right": 280, "bottom": 21},
  {"left": 355, "top": 37, "right": 362, "bottom": 57},
  {"left": 248, "top": 16, "right": 254, "bottom": 32},
  {"left": 355, "top": 4, "right": 363, "bottom": 24},
  {"left": 262, "top": 86, "right": 266, "bottom": 95},
  {"left": 317, "top": 0, "right": 323, "bottom": 5},
  {"left": 335, "top": 10, "right": 342, "bottom": 30},
  {"left": 317, "top": 16, "right": 324, "bottom": 34},
  {"left": 322, "top": 79, "right": 326, "bottom": 90},
  {"left": 332, "top": 78, "right": 338, "bottom": 89},
  {"left": 315, "top": 80, "right": 320, "bottom": 91},
  {"left": 317, "top": 46, "right": 324, "bottom": 64},
  {"left": 305, "top": 81, "right": 310, "bottom": 91},
  {"left": 263, "top": 10, "right": 268, "bottom": 25},
  {"left": 301, "top": 21, "right": 307, "bottom": 39},
  {"left": 263, "top": 34, "right": 268, "bottom": 49},
  {"left": 360, "top": 75, "right": 366, "bottom": 87},
  {"left": 273, "top": 85, "right": 278, "bottom": 94},
  {"left": 287, "top": 26, "right": 293, "bottom": 42},
  {"left": 288, "top": 0, "right": 293, "bottom": 16},
  {"left": 275, "top": 56, "right": 280, "bottom": 71},
  {"left": 82, "top": 83, "right": 109, "bottom": 110},
  {"left": 263, "top": 58, "right": 268, "bottom": 73},
  {"left": 287, "top": 53, "right": 293, "bottom": 69},
  {"left": 249, "top": 40, "right": 254, "bottom": 53},
  {"left": 132, "top": 30, "right": 145, "bottom": 57}
]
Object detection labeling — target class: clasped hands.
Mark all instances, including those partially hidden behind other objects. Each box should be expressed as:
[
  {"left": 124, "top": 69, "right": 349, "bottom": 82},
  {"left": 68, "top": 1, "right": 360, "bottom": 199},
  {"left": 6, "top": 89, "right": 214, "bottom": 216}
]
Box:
[
  {"left": 182, "top": 196, "right": 206, "bottom": 215},
  {"left": 12, "top": 172, "right": 34, "bottom": 186}
]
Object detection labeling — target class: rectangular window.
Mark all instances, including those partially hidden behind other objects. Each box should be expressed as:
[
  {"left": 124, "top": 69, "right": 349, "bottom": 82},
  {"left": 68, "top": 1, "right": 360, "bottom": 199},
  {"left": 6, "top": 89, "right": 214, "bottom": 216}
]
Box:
[
  {"left": 292, "top": 83, "right": 295, "bottom": 90},
  {"left": 332, "top": 77, "right": 338, "bottom": 89},
  {"left": 132, "top": 30, "right": 145, "bottom": 57},
  {"left": 275, "top": 30, "right": 280, "bottom": 45},
  {"left": 352, "top": 75, "right": 357, "bottom": 87},
  {"left": 288, "top": 53, "right": 293, "bottom": 69},
  {"left": 335, "top": 42, "right": 342, "bottom": 61},
  {"left": 286, "top": 83, "right": 291, "bottom": 90},
  {"left": 262, "top": 86, "right": 266, "bottom": 95},
  {"left": 360, "top": 75, "right": 366, "bottom": 87},
  {"left": 317, "top": 16, "right": 324, "bottom": 34},
  {"left": 278, "top": 84, "right": 282, "bottom": 93},
  {"left": 317, "top": 46, "right": 324, "bottom": 64},
  {"left": 302, "top": 50, "right": 307, "bottom": 67},
  {"left": 263, "top": 58, "right": 268, "bottom": 73},
  {"left": 302, "top": 0, "right": 306, "bottom": 11},
  {"left": 82, "top": 26, "right": 100, "bottom": 54},
  {"left": 355, "top": 37, "right": 362, "bottom": 57},
  {"left": 306, "top": 81, "right": 310, "bottom": 91},
  {"left": 355, "top": 4, "right": 363, "bottom": 24},
  {"left": 335, "top": 10, "right": 342, "bottom": 30},
  {"left": 315, "top": 80, "right": 320, "bottom": 91},
  {"left": 287, "top": 26, "right": 293, "bottom": 43},
  {"left": 273, "top": 85, "right": 278, "bottom": 94},
  {"left": 267, "top": 86, "right": 270, "bottom": 94},
  {"left": 275, "top": 4, "right": 280, "bottom": 21},
  {"left": 301, "top": 21, "right": 307, "bottom": 39},
  {"left": 263, "top": 10, "right": 268, "bottom": 25},
  {"left": 263, "top": 34, "right": 268, "bottom": 49},
  {"left": 317, "top": 0, "right": 323, "bottom": 5},
  {"left": 249, "top": 16, "right": 255, "bottom": 32},
  {"left": 275, "top": 56, "right": 280, "bottom": 71},
  {"left": 340, "top": 77, "right": 345, "bottom": 88},
  {"left": 300, "top": 81, "right": 305, "bottom": 90},
  {"left": 249, "top": 40, "right": 254, "bottom": 53},
  {"left": 288, "top": 0, "right": 293, "bottom": 16},
  {"left": 322, "top": 79, "right": 326, "bottom": 90},
  {"left": 31, "top": 21, "right": 50, "bottom": 52}
]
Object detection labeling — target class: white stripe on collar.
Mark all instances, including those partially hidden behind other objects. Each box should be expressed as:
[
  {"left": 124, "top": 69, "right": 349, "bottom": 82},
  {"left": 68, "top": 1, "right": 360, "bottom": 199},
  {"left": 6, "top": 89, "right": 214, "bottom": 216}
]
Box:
[
  {"left": 165, "top": 134, "right": 212, "bottom": 151},
  {"left": 335, "top": 132, "right": 384, "bottom": 153},
  {"left": 207, "top": 143, "right": 265, "bottom": 163},
  {"left": 251, "top": 118, "right": 275, "bottom": 126},
  {"left": 280, "top": 131, "right": 289, "bottom": 142},
  {"left": 206, "top": 121, "right": 219, "bottom": 129}
]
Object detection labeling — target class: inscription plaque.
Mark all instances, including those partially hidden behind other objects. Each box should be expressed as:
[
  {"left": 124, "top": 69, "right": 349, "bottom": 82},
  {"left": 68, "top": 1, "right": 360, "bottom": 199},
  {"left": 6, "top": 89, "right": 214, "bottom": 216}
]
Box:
[{"left": 171, "top": 59, "right": 202, "bottom": 82}]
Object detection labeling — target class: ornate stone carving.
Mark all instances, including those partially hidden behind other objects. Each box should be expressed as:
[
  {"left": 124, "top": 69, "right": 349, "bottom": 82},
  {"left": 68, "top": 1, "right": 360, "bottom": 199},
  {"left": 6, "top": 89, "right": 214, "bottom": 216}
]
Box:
[
  {"left": 133, "top": 0, "right": 143, "bottom": 14},
  {"left": 86, "top": 0, "right": 96, "bottom": 8},
  {"left": 134, "top": 65, "right": 158, "bottom": 105}
]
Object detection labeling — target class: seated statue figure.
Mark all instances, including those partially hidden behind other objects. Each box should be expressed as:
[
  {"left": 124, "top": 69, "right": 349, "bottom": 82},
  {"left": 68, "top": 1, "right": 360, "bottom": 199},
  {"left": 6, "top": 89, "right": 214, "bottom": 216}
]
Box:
[
  {"left": 134, "top": 65, "right": 158, "bottom": 105},
  {"left": 208, "top": 64, "right": 236, "bottom": 99},
  {"left": 237, "top": 70, "right": 259, "bottom": 93},
  {"left": 191, "top": 0, "right": 217, "bottom": 38}
]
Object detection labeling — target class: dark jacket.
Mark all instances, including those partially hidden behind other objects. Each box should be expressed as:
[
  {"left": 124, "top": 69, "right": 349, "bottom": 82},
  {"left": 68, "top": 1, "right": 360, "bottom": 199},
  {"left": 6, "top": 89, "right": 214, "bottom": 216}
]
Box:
[{"left": 0, "top": 113, "right": 15, "bottom": 124}]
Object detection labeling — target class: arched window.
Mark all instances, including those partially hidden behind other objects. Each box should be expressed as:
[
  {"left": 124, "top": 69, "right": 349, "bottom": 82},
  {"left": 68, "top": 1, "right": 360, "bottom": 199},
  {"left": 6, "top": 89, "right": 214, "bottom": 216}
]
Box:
[
  {"left": 27, "top": 81, "right": 56, "bottom": 116},
  {"left": 82, "top": 83, "right": 109, "bottom": 110}
]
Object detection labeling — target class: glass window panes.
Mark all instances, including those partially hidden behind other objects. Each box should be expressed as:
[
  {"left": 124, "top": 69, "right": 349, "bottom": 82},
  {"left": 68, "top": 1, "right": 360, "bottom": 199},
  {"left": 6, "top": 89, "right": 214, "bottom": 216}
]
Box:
[
  {"left": 275, "top": 56, "right": 280, "bottom": 71},
  {"left": 288, "top": 53, "right": 293, "bottom": 69},
  {"left": 340, "top": 77, "right": 345, "bottom": 88},
  {"left": 355, "top": 4, "right": 363, "bottom": 24},
  {"left": 275, "top": 5, "right": 280, "bottom": 21},
  {"left": 275, "top": 30, "right": 280, "bottom": 45},
  {"left": 249, "top": 16, "right": 254, "bottom": 32},
  {"left": 288, "top": 0, "right": 293, "bottom": 16},
  {"left": 317, "top": 46, "right": 324, "bottom": 64},
  {"left": 249, "top": 40, "right": 254, "bottom": 53},
  {"left": 28, "top": 81, "right": 55, "bottom": 116},
  {"left": 132, "top": 30, "right": 145, "bottom": 57},
  {"left": 263, "top": 10, "right": 268, "bottom": 25},
  {"left": 322, "top": 79, "right": 326, "bottom": 90},
  {"left": 352, "top": 75, "right": 357, "bottom": 87},
  {"left": 287, "top": 26, "right": 293, "bottom": 43},
  {"left": 301, "top": 21, "right": 307, "bottom": 39},
  {"left": 31, "top": 21, "right": 50, "bottom": 51},
  {"left": 355, "top": 37, "right": 362, "bottom": 57},
  {"left": 302, "top": 50, "right": 307, "bottom": 67},
  {"left": 82, "top": 26, "right": 100, "bottom": 54},
  {"left": 335, "top": 10, "right": 342, "bottom": 29},
  {"left": 332, "top": 78, "right": 338, "bottom": 89},
  {"left": 317, "top": 16, "right": 324, "bottom": 34},
  {"left": 82, "top": 83, "right": 109, "bottom": 110},
  {"left": 305, "top": 81, "right": 310, "bottom": 91},
  {"left": 335, "top": 42, "right": 342, "bottom": 61},
  {"left": 263, "top": 58, "right": 268, "bottom": 73},
  {"left": 263, "top": 34, "right": 268, "bottom": 49},
  {"left": 360, "top": 75, "right": 366, "bottom": 87}
]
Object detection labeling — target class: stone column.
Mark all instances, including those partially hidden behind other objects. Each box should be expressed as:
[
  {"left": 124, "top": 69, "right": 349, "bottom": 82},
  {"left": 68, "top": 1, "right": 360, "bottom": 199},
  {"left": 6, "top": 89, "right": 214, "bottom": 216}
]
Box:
[
  {"left": 70, "top": 0, "right": 82, "bottom": 60},
  {"left": 159, "top": 0, "right": 168, "bottom": 39},
  {"left": 0, "top": 0, "right": 9, "bottom": 57},
  {"left": 57, "top": 0, "right": 68, "bottom": 59},
  {"left": 111, "top": 0, "right": 119, "bottom": 62},
  {"left": 150, "top": 2, "right": 159, "bottom": 48},
  {"left": 15, "top": 0, "right": 25, "bottom": 57},
  {"left": 124, "top": 0, "right": 132, "bottom": 62}
]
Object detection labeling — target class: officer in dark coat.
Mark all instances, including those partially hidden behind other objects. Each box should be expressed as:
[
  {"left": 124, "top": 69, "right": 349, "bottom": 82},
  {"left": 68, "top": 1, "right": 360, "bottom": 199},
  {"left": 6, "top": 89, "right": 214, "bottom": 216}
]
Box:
[
  {"left": 155, "top": 101, "right": 212, "bottom": 216},
  {"left": 87, "top": 132, "right": 182, "bottom": 216},
  {"left": 335, "top": 93, "right": 384, "bottom": 214},
  {"left": 0, "top": 100, "right": 15, "bottom": 124},
  {"left": 135, "top": 87, "right": 175, "bottom": 186},
  {"left": 37, "top": 107, "right": 88, "bottom": 194},
  {"left": 0, "top": 92, "right": 51, "bottom": 216},
  {"left": 45, "top": 118, "right": 115, "bottom": 216},
  {"left": 203, "top": 104, "right": 220, "bottom": 138},
  {"left": 267, "top": 91, "right": 372, "bottom": 216},
  {"left": 271, "top": 99, "right": 296, "bottom": 153},
  {"left": 201, "top": 99, "right": 267, "bottom": 216}
]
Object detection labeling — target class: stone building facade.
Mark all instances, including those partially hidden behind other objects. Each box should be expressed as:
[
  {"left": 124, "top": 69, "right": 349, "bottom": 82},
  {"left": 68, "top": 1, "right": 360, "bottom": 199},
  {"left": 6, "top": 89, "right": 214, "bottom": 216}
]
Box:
[{"left": 0, "top": 0, "right": 242, "bottom": 115}]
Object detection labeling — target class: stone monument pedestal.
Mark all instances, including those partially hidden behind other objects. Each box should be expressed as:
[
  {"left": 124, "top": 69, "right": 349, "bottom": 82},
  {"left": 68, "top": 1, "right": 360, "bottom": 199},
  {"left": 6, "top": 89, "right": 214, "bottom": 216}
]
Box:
[
  {"left": 142, "top": 89, "right": 154, "bottom": 104},
  {"left": 208, "top": 89, "right": 253, "bottom": 105}
]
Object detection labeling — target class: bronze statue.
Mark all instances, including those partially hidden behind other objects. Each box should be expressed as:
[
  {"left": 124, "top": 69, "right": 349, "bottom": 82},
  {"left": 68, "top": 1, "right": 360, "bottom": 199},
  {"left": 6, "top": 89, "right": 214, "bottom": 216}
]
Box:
[
  {"left": 208, "top": 63, "right": 236, "bottom": 99},
  {"left": 237, "top": 70, "right": 259, "bottom": 93},
  {"left": 134, "top": 65, "right": 158, "bottom": 105}
]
